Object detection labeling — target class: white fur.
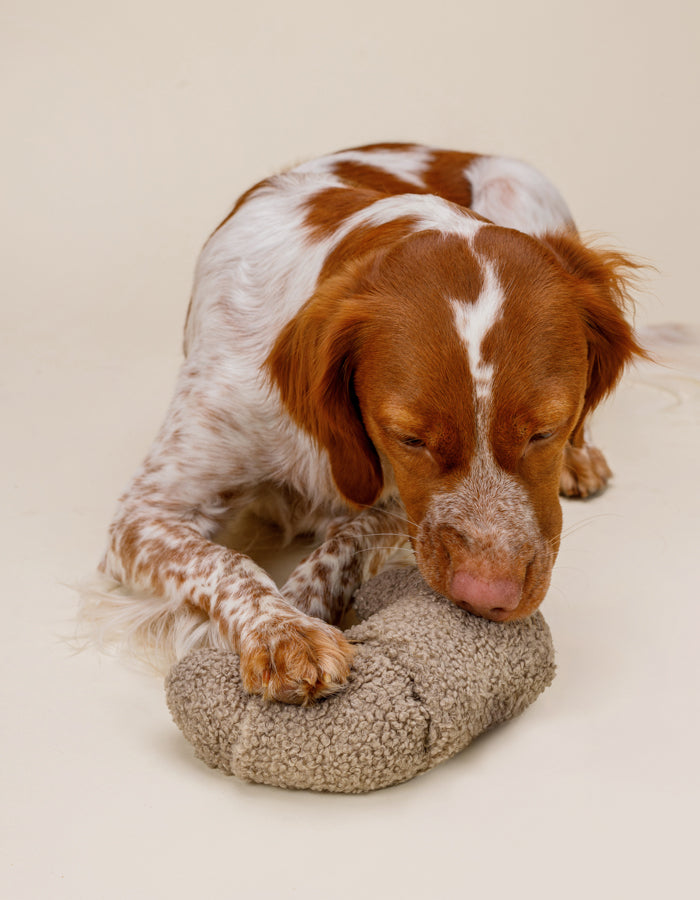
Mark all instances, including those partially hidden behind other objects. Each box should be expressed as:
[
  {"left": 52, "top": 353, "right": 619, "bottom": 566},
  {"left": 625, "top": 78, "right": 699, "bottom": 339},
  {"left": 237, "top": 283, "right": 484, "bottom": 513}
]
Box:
[
  {"left": 466, "top": 155, "right": 574, "bottom": 234},
  {"left": 75, "top": 572, "right": 226, "bottom": 674}
]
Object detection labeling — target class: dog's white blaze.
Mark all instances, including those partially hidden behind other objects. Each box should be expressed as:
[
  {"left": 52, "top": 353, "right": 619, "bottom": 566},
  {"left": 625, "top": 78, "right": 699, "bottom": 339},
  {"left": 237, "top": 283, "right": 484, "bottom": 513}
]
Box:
[
  {"left": 450, "top": 262, "right": 504, "bottom": 401},
  {"left": 447, "top": 264, "right": 534, "bottom": 531}
]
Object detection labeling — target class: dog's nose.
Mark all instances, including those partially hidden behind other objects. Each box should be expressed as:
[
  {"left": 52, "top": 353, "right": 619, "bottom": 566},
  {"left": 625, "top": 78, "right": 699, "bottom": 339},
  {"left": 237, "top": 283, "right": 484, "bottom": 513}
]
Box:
[{"left": 449, "top": 569, "right": 522, "bottom": 619}]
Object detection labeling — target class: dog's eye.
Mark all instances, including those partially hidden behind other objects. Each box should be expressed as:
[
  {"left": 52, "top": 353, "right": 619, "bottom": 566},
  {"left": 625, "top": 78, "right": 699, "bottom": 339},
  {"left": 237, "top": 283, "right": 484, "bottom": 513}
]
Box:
[
  {"left": 399, "top": 435, "right": 426, "bottom": 449},
  {"left": 529, "top": 431, "right": 554, "bottom": 444}
]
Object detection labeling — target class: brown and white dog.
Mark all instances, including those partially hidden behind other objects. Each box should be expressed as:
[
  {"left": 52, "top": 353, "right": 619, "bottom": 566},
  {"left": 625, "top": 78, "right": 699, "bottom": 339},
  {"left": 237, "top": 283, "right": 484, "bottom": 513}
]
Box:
[{"left": 90, "top": 143, "right": 645, "bottom": 703}]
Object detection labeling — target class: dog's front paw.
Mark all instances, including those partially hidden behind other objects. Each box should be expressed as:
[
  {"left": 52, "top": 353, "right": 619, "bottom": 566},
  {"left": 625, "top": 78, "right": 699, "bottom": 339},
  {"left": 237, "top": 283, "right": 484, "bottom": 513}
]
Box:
[
  {"left": 560, "top": 442, "right": 613, "bottom": 498},
  {"left": 239, "top": 616, "right": 355, "bottom": 705}
]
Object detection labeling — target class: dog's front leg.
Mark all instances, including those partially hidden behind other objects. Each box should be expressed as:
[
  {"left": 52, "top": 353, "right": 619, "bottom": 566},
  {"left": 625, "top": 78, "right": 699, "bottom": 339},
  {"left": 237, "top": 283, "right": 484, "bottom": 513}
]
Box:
[
  {"left": 281, "top": 500, "right": 411, "bottom": 623},
  {"left": 103, "top": 504, "right": 354, "bottom": 704}
]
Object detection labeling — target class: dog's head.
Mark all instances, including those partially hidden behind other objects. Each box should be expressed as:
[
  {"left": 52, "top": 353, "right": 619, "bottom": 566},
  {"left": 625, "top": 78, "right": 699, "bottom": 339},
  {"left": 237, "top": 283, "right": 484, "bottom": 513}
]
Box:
[{"left": 267, "top": 221, "right": 645, "bottom": 621}]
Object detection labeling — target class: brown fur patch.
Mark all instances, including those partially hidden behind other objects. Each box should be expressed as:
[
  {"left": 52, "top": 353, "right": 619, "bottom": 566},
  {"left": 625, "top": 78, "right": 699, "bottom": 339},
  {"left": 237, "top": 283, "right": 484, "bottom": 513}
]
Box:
[
  {"left": 304, "top": 185, "right": 380, "bottom": 241},
  {"left": 317, "top": 216, "right": 419, "bottom": 281},
  {"left": 423, "top": 149, "right": 481, "bottom": 208},
  {"left": 331, "top": 160, "right": 428, "bottom": 197}
]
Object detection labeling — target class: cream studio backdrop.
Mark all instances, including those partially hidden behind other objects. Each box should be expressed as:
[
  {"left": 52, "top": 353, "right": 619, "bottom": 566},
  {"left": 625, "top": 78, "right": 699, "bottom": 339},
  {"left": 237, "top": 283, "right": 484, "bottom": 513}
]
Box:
[{"left": 2, "top": 1, "right": 699, "bottom": 899}]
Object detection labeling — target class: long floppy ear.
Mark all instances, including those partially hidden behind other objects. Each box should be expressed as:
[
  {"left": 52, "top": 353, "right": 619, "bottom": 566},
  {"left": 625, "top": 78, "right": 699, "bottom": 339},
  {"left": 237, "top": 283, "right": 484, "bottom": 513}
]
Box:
[
  {"left": 542, "top": 232, "right": 649, "bottom": 419},
  {"left": 265, "top": 277, "right": 383, "bottom": 507}
]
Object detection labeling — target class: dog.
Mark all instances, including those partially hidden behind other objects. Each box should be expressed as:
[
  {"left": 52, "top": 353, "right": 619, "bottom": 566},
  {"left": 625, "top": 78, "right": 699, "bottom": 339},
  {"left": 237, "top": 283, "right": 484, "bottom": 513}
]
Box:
[{"left": 92, "top": 142, "right": 645, "bottom": 704}]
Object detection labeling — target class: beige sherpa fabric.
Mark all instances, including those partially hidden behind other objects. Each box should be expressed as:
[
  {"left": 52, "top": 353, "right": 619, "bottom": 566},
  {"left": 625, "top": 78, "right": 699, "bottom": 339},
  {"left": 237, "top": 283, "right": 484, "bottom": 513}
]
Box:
[{"left": 165, "top": 567, "right": 556, "bottom": 793}]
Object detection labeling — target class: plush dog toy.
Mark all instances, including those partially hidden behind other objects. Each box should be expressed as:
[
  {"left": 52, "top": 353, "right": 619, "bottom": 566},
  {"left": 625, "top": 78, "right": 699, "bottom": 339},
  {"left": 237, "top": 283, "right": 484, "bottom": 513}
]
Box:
[{"left": 166, "top": 567, "right": 555, "bottom": 793}]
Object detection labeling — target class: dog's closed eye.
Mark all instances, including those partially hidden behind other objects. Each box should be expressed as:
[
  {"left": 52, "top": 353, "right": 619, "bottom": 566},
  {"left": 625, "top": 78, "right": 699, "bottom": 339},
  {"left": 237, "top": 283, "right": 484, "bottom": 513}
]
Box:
[
  {"left": 529, "top": 431, "right": 555, "bottom": 443},
  {"left": 398, "top": 435, "right": 426, "bottom": 449}
]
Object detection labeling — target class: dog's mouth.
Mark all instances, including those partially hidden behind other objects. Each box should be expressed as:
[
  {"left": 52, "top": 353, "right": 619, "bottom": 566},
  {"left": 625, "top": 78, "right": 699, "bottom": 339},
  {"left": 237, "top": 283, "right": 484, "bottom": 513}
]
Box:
[{"left": 451, "top": 601, "right": 514, "bottom": 622}]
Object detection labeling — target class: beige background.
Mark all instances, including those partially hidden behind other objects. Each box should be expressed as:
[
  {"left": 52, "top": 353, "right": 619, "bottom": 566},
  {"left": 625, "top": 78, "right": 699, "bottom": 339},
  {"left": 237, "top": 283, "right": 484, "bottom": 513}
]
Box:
[{"left": 2, "top": 1, "right": 699, "bottom": 898}]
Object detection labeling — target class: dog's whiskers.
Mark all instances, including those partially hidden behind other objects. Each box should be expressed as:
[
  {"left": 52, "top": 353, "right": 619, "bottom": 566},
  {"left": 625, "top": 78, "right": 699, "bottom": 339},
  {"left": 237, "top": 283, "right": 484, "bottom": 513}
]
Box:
[
  {"left": 362, "top": 503, "right": 418, "bottom": 529},
  {"left": 547, "top": 513, "right": 622, "bottom": 548},
  {"left": 351, "top": 546, "right": 411, "bottom": 556}
]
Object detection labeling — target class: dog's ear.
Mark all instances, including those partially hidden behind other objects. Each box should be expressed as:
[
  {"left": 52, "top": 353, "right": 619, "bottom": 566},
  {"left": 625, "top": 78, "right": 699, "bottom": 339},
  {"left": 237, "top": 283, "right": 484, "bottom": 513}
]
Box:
[
  {"left": 266, "top": 275, "right": 383, "bottom": 508},
  {"left": 543, "top": 232, "right": 649, "bottom": 418}
]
